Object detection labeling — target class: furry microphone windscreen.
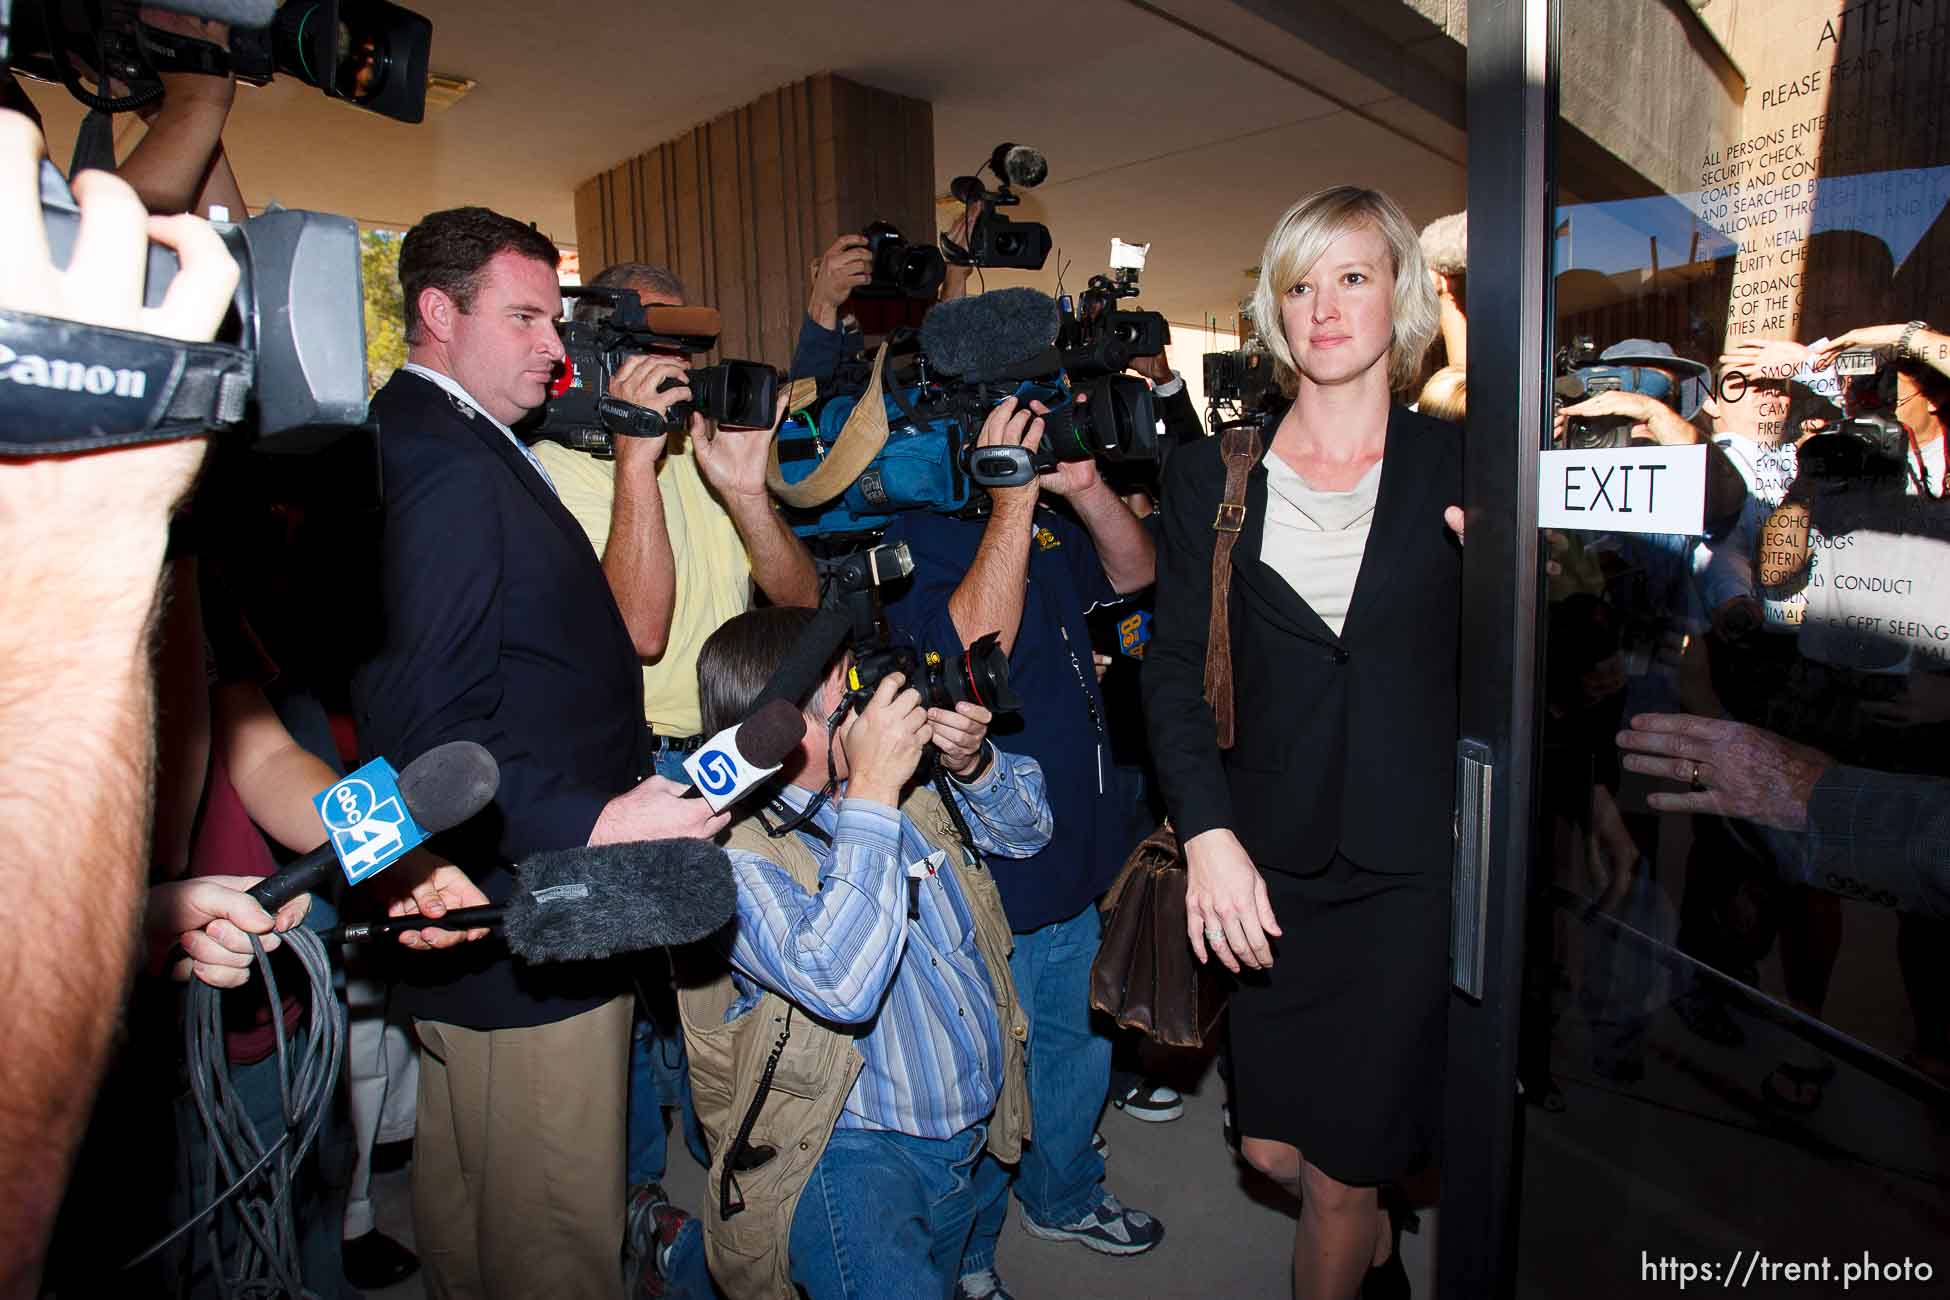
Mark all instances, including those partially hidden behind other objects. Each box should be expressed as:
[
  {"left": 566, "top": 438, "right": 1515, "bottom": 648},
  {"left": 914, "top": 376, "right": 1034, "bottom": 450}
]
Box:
[
  {"left": 505, "top": 839, "right": 737, "bottom": 962},
  {"left": 920, "top": 287, "right": 1061, "bottom": 381},
  {"left": 397, "top": 741, "right": 501, "bottom": 833}
]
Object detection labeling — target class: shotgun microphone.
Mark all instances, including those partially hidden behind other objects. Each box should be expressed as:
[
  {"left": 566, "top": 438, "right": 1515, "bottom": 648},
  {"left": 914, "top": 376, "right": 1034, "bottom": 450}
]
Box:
[{"left": 327, "top": 837, "right": 737, "bottom": 959}]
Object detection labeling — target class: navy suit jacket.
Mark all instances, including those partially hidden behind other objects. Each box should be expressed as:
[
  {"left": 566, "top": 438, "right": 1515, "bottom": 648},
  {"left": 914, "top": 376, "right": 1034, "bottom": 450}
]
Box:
[
  {"left": 1143, "top": 405, "right": 1463, "bottom": 878},
  {"left": 351, "top": 369, "right": 647, "bottom": 1029}
]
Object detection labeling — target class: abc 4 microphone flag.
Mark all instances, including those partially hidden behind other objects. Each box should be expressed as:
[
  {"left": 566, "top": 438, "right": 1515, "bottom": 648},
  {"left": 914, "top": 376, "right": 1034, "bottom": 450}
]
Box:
[{"left": 311, "top": 758, "right": 431, "bottom": 884}]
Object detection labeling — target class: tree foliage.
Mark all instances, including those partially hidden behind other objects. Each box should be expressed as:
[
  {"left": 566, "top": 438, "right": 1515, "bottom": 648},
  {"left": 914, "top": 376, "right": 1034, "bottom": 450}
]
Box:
[{"left": 361, "top": 229, "right": 407, "bottom": 393}]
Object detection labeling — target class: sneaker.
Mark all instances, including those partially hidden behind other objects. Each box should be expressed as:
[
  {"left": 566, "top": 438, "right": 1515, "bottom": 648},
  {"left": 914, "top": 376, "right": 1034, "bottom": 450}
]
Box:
[
  {"left": 1091, "top": 1129, "right": 1109, "bottom": 1158},
  {"left": 623, "top": 1182, "right": 696, "bottom": 1297},
  {"left": 1111, "top": 1080, "right": 1184, "bottom": 1122},
  {"left": 1021, "top": 1194, "right": 1164, "bottom": 1256},
  {"left": 954, "top": 1266, "right": 1016, "bottom": 1300}
]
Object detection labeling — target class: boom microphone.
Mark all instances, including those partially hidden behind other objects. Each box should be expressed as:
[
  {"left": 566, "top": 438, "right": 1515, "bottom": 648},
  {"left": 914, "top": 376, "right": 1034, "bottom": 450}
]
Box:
[
  {"left": 330, "top": 839, "right": 737, "bottom": 958},
  {"left": 990, "top": 142, "right": 1048, "bottom": 189},
  {"left": 249, "top": 741, "right": 500, "bottom": 910},
  {"left": 920, "top": 287, "right": 1062, "bottom": 382}
]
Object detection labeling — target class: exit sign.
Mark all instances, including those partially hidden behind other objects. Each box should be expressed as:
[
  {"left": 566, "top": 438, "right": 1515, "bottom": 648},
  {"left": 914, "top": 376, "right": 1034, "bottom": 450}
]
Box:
[{"left": 1537, "top": 444, "right": 1707, "bottom": 535}]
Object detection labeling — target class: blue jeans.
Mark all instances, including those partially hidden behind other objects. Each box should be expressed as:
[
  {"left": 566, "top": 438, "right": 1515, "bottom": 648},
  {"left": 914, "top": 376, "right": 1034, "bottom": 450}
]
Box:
[
  {"left": 789, "top": 1125, "right": 990, "bottom": 1300},
  {"left": 628, "top": 1009, "right": 710, "bottom": 1185},
  {"left": 962, "top": 904, "right": 1111, "bottom": 1273}
]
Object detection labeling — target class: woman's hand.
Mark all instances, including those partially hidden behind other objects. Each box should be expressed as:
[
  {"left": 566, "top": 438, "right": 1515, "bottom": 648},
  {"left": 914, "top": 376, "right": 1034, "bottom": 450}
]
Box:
[{"left": 1183, "top": 827, "right": 1280, "bottom": 972}]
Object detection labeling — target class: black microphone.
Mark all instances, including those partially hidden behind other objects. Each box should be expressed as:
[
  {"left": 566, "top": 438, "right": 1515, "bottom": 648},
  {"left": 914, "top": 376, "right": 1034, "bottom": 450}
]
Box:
[
  {"left": 681, "top": 698, "right": 810, "bottom": 810},
  {"left": 326, "top": 838, "right": 737, "bottom": 959},
  {"left": 919, "top": 287, "right": 1062, "bottom": 382},
  {"left": 752, "top": 606, "right": 853, "bottom": 714},
  {"left": 248, "top": 741, "right": 500, "bottom": 911}
]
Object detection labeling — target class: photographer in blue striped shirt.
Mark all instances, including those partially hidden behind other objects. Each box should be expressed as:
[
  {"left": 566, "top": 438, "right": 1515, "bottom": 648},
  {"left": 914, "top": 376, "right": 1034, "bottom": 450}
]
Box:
[{"left": 676, "top": 607, "right": 1050, "bottom": 1300}]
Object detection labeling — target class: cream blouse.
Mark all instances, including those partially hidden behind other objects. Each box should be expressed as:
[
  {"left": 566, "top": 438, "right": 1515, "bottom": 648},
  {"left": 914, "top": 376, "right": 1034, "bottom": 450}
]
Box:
[{"left": 1258, "top": 451, "right": 1382, "bottom": 637}]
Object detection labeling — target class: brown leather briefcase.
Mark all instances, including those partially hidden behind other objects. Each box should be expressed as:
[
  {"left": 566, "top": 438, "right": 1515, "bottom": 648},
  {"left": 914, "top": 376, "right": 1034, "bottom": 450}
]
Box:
[{"left": 1089, "top": 422, "right": 1260, "bottom": 1050}]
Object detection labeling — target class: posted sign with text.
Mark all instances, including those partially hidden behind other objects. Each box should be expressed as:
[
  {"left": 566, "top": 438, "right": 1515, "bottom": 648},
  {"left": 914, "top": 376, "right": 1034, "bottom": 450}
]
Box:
[{"left": 1537, "top": 444, "right": 1707, "bottom": 536}]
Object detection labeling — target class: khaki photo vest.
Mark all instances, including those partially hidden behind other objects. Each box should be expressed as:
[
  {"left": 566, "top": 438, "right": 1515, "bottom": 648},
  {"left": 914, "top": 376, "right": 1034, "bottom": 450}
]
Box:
[{"left": 674, "top": 784, "right": 1031, "bottom": 1299}]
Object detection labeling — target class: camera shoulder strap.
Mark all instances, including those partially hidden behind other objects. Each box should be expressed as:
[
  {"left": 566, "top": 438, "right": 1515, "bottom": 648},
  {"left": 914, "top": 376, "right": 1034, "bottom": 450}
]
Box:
[
  {"left": 0, "top": 310, "right": 253, "bottom": 456},
  {"left": 1203, "top": 423, "right": 1262, "bottom": 749},
  {"left": 766, "top": 345, "right": 892, "bottom": 509}
]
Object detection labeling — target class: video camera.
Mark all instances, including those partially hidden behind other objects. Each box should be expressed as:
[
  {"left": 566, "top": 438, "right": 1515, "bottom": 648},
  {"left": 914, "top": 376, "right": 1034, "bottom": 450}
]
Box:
[
  {"left": 1798, "top": 347, "right": 1909, "bottom": 483},
  {"left": 525, "top": 285, "right": 780, "bottom": 458},
  {"left": 942, "top": 142, "right": 1052, "bottom": 271},
  {"left": 826, "top": 542, "right": 1019, "bottom": 716},
  {"left": 1057, "top": 239, "right": 1169, "bottom": 380},
  {"left": 0, "top": 147, "right": 367, "bottom": 457},
  {"left": 1551, "top": 335, "right": 1685, "bottom": 450},
  {"left": 5, "top": 0, "right": 433, "bottom": 124},
  {"left": 771, "top": 288, "right": 1163, "bottom": 538},
  {"left": 1203, "top": 292, "right": 1281, "bottom": 433}
]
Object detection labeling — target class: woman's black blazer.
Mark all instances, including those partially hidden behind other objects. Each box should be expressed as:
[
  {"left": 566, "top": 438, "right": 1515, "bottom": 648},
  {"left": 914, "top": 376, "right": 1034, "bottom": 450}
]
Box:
[{"left": 1142, "top": 404, "right": 1462, "bottom": 878}]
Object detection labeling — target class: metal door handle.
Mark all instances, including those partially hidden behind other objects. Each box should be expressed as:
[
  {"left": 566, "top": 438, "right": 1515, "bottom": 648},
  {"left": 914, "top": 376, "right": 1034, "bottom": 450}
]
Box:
[{"left": 1452, "top": 739, "right": 1494, "bottom": 999}]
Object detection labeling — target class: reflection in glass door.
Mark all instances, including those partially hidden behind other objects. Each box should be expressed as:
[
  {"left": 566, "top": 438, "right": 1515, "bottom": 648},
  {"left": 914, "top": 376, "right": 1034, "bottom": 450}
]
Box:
[{"left": 1514, "top": 0, "right": 1950, "bottom": 1293}]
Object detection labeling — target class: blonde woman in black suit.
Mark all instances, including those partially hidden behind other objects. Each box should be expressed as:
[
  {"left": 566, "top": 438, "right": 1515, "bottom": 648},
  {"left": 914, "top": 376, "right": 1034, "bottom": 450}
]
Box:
[{"left": 1143, "top": 186, "right": 1461, "bottom": 1300}]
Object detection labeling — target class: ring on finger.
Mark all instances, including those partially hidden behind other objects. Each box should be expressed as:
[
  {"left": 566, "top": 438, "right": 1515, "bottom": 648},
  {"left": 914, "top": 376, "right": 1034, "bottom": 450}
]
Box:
[{"left": 1689, "top": 760, "right": 1706, "bottom": 792}]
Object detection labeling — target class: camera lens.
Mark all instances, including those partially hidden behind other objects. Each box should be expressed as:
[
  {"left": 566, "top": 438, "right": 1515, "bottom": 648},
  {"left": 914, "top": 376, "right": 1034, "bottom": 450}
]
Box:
[{"left": 954, "top": 634, "right": 1020, "bottom": 714}]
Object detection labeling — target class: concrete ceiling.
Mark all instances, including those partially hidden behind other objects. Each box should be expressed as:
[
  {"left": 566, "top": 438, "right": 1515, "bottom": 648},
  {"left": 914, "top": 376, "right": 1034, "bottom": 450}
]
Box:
[{"left": 22, "top": 0, "right": 1467, "bottom": 340}]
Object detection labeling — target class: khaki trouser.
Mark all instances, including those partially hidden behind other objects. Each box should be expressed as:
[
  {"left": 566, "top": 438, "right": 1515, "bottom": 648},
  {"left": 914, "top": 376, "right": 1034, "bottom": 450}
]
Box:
[{"left": 411, "top": 995, "right": 632, "bottom": 1300}]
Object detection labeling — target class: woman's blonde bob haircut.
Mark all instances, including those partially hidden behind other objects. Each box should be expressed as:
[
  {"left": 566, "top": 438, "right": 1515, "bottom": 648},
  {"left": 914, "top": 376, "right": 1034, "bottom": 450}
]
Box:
[{"left": 1251, "top": 185, "right": 1440, "bottom": 397}]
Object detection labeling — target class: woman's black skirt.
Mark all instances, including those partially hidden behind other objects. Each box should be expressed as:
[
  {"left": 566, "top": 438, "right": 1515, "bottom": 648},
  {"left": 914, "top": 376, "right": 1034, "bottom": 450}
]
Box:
[{"left": 1225, "top": 852, "right": 1451, "bottom": 1186}]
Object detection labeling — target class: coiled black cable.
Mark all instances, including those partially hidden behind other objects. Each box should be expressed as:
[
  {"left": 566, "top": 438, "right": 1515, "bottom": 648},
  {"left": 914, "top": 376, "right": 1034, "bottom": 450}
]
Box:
[{"left": 125, "top": 926, "right": 344, "bottom": 1298}]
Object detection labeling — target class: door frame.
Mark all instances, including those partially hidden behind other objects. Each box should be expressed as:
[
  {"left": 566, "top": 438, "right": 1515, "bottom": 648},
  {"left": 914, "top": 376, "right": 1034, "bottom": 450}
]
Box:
[{"left": 1438, "top": 0, "right": 1555, "bottom": 1294}]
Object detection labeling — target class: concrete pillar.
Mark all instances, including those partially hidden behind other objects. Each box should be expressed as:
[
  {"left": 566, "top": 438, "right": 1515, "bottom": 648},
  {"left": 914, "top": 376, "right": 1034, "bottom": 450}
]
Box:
[{"left": 573, "top": 73, "right": 934, "bottom": 366}]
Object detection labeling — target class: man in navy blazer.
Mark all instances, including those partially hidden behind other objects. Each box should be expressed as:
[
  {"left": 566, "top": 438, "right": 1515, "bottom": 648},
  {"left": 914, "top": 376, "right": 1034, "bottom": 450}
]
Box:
[{"left": 349, "top": 207, "right": 727, "bottom": 1299}]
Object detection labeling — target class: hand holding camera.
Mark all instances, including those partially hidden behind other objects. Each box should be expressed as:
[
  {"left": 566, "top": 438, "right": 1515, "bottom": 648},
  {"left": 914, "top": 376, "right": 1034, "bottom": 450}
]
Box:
[
  {"left": 974, "top": 396, "right": 1047, "bottom": 514},
  {"left": 694, "top": 392, "right": 791, "bottom": 504},
  {"left": 810, "top": 234, "right": 873, "bottom": 326},
  {"left": 927, "top": 702, "right": 993, "bottom": 778},
  {"left": 0, "top": 109, "right": 238, "bottom": 534},
  {"left": 839, "top": 672, "right": 930, "bottom": 806},
  {"left": 1557, "top": 388, "right": 1697, "bottom": 446},
  {"left": 605, "top": 352, "right": 693, "bottom": 461}
]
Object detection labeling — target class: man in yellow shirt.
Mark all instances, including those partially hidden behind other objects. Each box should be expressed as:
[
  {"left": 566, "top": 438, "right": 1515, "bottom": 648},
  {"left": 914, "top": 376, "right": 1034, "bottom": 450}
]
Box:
[{"left": 530, "top": 260, "right": 819, "bottom": 1294}]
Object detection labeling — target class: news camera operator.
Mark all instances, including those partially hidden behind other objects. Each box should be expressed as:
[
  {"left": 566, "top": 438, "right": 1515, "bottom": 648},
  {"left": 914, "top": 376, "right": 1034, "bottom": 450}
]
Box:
[
  {"left": 672, "top": 607, "right": 1047, "bottom": 1299},
  {"left": 348, "top": 206, "right": 728, "bottom": 1299},
  {"left": 528, "top": 259, "right": 818, "bottom": 1291},
  {"left": 4, "top": 6, "right": 246, "bottom": 218},
  {"left": 791, "top": 216, "right": 975, "bottom": 381},
  {"left": 870, "top": 392, "right": 1165, "bottom": 1292},
  {"left": 1142, "top": 186, "right": 1460, "bottom": 1300},
  {"left": 0, "top": 106, "right": 238, "bottom": 1299}
]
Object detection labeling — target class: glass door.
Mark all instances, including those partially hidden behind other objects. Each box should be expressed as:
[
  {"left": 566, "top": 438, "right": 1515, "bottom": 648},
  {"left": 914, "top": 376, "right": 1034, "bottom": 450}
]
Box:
[{"left": 1447, "top": 0, "right": 1950, "bottom": 1293}]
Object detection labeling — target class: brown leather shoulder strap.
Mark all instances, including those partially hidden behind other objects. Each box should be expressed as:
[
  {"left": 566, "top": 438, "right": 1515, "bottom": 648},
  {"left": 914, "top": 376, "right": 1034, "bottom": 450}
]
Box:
[{"left": 1203, "top": 424, "right": 1263, "bottom": 749}]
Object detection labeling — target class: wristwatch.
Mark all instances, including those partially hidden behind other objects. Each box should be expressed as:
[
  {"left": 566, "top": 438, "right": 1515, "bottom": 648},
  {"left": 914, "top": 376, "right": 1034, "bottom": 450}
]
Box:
[{"left": 1898, "top": 320, "right": 1930, "bottom": 360}]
